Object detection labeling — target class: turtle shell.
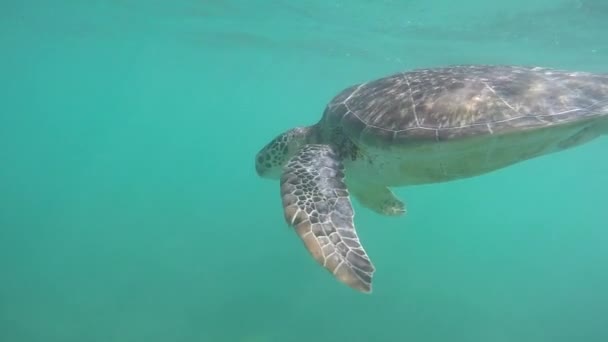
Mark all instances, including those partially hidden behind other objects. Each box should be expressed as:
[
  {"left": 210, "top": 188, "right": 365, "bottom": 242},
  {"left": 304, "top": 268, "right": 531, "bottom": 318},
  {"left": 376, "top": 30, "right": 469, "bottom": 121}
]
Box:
[{"left": 324, "top": 65, "right": 608, "bottom": 148}]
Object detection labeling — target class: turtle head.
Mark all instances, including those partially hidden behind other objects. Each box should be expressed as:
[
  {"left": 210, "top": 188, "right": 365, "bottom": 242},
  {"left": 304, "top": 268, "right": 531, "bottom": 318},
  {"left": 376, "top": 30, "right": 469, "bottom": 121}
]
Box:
[{"left": 255, "top": 126, "right": 317, "bottom": 179}]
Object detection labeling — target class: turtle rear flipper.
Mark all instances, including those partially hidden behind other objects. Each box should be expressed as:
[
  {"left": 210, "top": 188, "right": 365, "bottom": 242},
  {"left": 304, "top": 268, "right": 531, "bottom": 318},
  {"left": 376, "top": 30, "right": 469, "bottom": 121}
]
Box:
[
  {"left": 348, "top": 181, "right": 406, "bottom": 216},
  {"left": 280, "top": 144, "right": 375, "bottom": 293}
]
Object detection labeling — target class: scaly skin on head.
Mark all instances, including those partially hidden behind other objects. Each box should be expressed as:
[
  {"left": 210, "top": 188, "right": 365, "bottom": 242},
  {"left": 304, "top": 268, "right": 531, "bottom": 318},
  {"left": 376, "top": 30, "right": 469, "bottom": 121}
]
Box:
[{"left": 255, "top": 126, "right": 318, "bottom": 179}]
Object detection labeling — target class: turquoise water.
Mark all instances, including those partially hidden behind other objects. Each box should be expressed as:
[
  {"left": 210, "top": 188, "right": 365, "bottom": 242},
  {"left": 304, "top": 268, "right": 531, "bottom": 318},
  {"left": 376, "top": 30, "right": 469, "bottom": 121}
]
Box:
[{"left": 1, "top": 1, "right": 607, "bottom": 341}]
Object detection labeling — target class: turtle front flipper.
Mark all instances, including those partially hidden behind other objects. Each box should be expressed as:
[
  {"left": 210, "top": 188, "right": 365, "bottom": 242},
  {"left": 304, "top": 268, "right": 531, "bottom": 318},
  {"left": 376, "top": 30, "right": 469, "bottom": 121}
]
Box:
[{"left": 280, "top": 144, "right": 375, "bottom": 293}]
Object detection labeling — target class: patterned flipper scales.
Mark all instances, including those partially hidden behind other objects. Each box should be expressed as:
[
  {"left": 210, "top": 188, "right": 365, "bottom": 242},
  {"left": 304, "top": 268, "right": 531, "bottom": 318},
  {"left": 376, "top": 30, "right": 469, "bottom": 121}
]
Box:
[{"left": 280, "top": 144, "right": 375, "bottom": 293}]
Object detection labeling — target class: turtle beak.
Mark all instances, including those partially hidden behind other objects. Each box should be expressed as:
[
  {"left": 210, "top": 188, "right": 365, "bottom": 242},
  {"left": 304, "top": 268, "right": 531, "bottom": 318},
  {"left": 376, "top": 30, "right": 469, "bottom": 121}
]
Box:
[
  {"left": 255, "top": 154, "right": 275, "bottom": 178},
  {"left": 255, "top": 155, "right": 282, "bottom": 179},
  {"left": 255, "top": 159, "right": 266, "bottom": 176},
  {"left": 255, "top": 154, "right": 265, "bottom": 176}
]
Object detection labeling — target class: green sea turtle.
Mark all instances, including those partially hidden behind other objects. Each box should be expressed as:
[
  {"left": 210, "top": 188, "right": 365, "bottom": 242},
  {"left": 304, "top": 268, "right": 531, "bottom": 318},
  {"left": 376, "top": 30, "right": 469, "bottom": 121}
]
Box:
[{"left": 255, "top": 64, "right": 608, "bottom": 293}]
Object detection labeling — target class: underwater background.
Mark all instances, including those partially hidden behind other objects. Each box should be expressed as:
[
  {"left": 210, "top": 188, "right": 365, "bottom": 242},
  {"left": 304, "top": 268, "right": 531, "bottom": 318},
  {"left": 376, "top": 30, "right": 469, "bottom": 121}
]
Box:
[{"left": 1, "top": 0, "right": 607, "bottom": 341}]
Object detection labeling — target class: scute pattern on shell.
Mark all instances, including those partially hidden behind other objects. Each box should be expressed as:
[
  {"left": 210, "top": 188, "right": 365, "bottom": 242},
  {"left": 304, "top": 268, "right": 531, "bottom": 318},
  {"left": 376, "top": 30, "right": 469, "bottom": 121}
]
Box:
[{"left": 324, "top": 65, "right": 608, "bottom": 145}]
